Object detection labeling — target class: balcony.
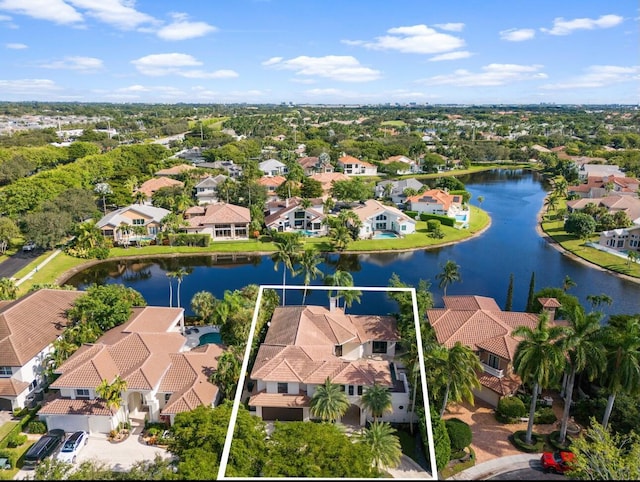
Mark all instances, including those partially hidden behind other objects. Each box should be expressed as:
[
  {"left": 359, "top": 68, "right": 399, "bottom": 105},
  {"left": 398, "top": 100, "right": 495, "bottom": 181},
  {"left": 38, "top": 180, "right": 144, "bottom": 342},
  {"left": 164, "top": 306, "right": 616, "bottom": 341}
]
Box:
[{"left": 481, "top": 362, "right": 504, "bottom": 378}]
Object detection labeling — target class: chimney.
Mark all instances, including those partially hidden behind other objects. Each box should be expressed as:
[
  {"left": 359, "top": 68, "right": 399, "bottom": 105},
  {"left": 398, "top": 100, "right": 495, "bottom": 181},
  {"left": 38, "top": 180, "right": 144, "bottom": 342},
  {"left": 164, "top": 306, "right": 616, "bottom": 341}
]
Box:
[
  {"left": 538, "top": 297, "right": 561, "bottom": 323},
  {"left": 329, "top": 296, "right": 338, "bottom": 312},
  {"left": 285, "top": 197, "right": 289, "bottom": 208}
]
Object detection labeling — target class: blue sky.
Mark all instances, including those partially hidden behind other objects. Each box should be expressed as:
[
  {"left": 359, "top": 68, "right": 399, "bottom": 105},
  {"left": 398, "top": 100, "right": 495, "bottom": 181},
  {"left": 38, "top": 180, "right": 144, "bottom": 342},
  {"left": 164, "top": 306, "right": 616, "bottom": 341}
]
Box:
[{"left": 0, "top": 0, "right": 638, "bottom": 105}]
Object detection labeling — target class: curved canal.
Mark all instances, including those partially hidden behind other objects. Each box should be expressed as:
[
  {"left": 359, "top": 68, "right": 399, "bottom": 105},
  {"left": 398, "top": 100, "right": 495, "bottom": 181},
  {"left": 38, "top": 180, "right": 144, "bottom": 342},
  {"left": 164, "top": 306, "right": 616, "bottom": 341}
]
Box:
[{"left": 65, "top": 169, "right": 640, "bottom": 319}]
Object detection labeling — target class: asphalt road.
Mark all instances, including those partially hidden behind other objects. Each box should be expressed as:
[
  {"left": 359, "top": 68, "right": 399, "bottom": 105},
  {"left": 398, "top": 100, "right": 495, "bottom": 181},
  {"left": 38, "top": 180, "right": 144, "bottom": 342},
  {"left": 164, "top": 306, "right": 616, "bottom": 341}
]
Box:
[
  {"left": 489, "top": 467, "right": 569, "bottom": 480},
  {"left": 0, "top": 249, "right": 41, "bottom": 278}
]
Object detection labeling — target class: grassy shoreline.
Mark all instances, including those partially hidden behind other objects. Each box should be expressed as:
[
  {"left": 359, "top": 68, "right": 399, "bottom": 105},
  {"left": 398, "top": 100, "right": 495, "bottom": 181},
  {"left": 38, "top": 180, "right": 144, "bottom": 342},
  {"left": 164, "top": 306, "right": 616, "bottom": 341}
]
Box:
[{"left": 14, "top": 205, "right": 490, "bottom": 294}]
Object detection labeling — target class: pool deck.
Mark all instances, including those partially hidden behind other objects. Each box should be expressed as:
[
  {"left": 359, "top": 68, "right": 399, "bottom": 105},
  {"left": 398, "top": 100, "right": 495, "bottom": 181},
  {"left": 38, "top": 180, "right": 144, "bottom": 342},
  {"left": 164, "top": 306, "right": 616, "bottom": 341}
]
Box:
[{"left": 183, "top": 325, "right": 220, "bottom": 350}]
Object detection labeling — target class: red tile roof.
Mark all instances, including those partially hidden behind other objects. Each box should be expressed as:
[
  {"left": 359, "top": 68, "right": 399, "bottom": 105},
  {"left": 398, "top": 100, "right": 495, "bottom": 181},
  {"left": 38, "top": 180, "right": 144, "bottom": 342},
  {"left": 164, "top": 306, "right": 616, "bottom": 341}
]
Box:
[{"left": 39, "top": 397, "right": 113, "bottom": 416}]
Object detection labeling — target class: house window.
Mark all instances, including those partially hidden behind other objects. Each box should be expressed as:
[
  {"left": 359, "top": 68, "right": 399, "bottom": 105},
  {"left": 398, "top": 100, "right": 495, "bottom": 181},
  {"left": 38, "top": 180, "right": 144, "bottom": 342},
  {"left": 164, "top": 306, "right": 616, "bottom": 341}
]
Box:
[
  {"left": 401, "top": 225, "right": 406, "bottom": 231},
  {"left": 277, "top": 383, "right": 288, "bottom": 394},
  {"left": 488, "top": 354, "right": 500, "bottom": 370},
  {"left": 348, "top": 386, "right": 354, "bottom": 396},
  {"left": 335, "top": 345, "right": 342, "bottom": 357},
  {"left": 235, "top": 227, "right": 247, "bottom": 238},
  {"left": 294, "top": 211, "right": 306, "bottom": 219},
  {"left": 340, "top": 385, "right": 346, "bottom": 392},
  {"left": 215, "top": 224, "right": 232, "bottom": 238},
  {"left": 76, "top": 389, "right": 90, "bottom": 399},
  {"left": 357, "top": 386, "right": 363, "bottom": 395},
  {"left": 132, "top": 218, "right": 145, "bottom": 226},
  {"left": 164, "top": 393, "right": 171, "bottom": 402},
  {"left": 372, "top": 341, "right": 388, "bottom": 354},
  {"left": 0, "top": 366, "right": 11, "bottom": 377},
  {"left": 29, "top": 380, "right": 37, "bottom": 391},
  {"left": 375, "top": 214, "right": 387, "bottom": 221}
]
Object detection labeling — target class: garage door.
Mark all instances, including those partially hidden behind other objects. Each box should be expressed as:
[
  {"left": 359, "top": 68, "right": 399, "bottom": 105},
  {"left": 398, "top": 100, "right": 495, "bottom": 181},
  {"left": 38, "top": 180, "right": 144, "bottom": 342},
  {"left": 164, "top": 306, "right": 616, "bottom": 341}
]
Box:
[
  {"left": 262, "top": 407, "right": 303, "bottom": 421},
  {"left": 0, "top": 398, "right": 13, "bottom": 411},
  {"left": 43, "top": 415, "right": 90, "bottom": 434}
]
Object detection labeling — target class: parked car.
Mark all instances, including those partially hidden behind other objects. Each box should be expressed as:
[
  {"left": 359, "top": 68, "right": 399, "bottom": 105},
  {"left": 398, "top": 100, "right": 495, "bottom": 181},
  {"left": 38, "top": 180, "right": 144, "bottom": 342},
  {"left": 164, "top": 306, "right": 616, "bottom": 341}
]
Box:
[
  {"left": 23, "top": 429, "right": 65, "bottom": 469},
  {"left": 56, "top": 431, "right": 88, "bottom": 464},
  {"left": 22, "top": 241, "right": 36, "bottom": 252},
  {"left": 541, "top": 450, "right": 576, "bottom": 474}
]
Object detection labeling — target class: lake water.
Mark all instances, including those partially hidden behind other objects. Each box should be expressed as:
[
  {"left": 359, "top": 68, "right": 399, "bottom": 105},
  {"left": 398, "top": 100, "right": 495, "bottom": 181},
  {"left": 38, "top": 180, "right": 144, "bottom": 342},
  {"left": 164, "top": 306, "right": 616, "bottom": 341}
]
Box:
[{"left": 65, "top": 169, "right": 640, "bottom": 320}]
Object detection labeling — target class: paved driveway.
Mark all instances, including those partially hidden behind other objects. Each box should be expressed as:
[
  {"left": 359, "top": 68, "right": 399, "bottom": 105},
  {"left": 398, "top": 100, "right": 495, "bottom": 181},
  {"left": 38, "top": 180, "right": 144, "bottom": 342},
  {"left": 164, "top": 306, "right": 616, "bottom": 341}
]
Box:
[{"left": 14, "top": 426, "right": 171, "bottom": 479}]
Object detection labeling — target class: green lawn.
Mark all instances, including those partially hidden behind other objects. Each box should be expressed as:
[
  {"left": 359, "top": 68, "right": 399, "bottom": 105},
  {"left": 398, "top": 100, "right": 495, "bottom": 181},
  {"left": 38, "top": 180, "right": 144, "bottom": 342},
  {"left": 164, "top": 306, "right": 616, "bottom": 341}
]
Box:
[
  {"left": 541, "top": 216, "right": 640, "bottom": 279},
  {"left": 0, "top": 421, "right": 19, "bottom": 441},
  {"left": 0, "top": 440, "right": 35, "bottom": 479},
  {"left": 396, "top": 428, "right": 419, "bottom": 462}
]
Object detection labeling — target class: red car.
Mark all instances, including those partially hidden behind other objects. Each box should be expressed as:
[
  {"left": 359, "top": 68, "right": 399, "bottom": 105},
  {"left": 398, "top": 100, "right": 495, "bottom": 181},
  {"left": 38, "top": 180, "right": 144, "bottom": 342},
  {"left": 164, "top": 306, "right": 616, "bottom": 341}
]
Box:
[{"left": 541, "top": 450, "right": 575, "bottom": 474}]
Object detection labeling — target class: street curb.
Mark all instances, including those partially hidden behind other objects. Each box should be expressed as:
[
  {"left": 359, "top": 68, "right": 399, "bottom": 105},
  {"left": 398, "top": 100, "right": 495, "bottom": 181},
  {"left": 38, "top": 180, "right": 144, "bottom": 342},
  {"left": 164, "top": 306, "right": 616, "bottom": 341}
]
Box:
[{"left": 447, "top": 454, "right": 541, "bottom": 480}]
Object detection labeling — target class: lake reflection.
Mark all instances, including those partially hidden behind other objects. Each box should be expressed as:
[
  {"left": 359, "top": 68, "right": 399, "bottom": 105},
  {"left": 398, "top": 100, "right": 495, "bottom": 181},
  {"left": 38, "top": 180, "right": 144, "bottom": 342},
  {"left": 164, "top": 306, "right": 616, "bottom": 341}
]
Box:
[{"left": 65, "top": 170, "right": 640, "bottom": 319}]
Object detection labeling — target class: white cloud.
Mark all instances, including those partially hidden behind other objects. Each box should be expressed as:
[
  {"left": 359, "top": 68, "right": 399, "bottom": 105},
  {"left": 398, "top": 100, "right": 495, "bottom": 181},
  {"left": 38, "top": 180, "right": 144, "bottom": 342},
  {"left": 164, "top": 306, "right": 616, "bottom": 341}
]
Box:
[
  {"left": 500, "top": 28, "right": 535, "bottom": 42},
  {"left": 0, "top": 0, "right": 158, "bottom": 29},
  {"left": 434, "top": 22, "right": 465, "bottom": 32},
  {"left": 0, "top": 78, "right": 60, "bottom": 94},
  {"left": 39, "top": 56, "right": 103, "bottom": 71},
  {"left": 156, "top": 12, "right": 217, "bottom": 40},
  {"left": 343, "top": 24, "right": 465, "bottom": 54},
  {"left": 263, "top": 55, "right": 381, "bottom": 82},
  {"left": 131, "top": 53, "right": 238, "bottom": 79},
  {"left": 540, "top": 65, "right": 640, "bottom": 89},
  {"left": 6, "top": 42, "right": 27, "bottom": 49},
  {"left": 540, "top": 14, "right": 624, "bottom": 36},
  {"left": 420, "top": 63, "right": 547, "bottom": 87},
  {"left": 0, "top": 0, "right": 83, "bottom": 24},
  {"left": 0, "top": 14, "right": 12, "bottom": 21},
  {"left": 118, "top": 84, "right": 149, "bottom": 92},
  {"left": 429, "top": 50, "right": 472, "bottom": 61}
]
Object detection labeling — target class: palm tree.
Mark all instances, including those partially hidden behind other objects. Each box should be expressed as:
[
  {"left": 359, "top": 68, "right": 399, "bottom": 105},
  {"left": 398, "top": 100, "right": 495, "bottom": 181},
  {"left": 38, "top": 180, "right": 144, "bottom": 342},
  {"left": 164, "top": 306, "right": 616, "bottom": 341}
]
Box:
[
  {"left": 361, "top": 383, "right": 392, "bottom": 421},
  {"left": 0, "top": 277, "right": 17, "bottom": 300},
  {"left": 133, "top": 190, "right": 146, "bottom": 205},
  {"left": 294, "top": 248, "right": 323, "bottom": 304},
  {"left": 557, "top": 305, "right": 605, "bottom": 444},
  {"left": 167, "top": 267, "right": 190, "bottom": 308},
  {"left": 544, "top": 195, "right": 558, "bottom": 215},
  {"left": 271, "top": 236, "right": 302, "bottom": 306},
  {"left": 310, "top": 377, "right": 349, "bottom": 423},
  {"left": 209, "top": 346, "right": 242, "bottom": 401},
  {"left": 191, "top": 291, "right": 216, "bottom": 325},
  {"left": 323, "top": 269, "right": 354, "bottom": 308},
  {"left": 562, "top": 275, "right": 576, "bottom": 292},
  {"left": 627, "top": 250, "right": 639, "bottom": 267},
  {"left": 436, "top": 260, "right": 461, "bottom": 297},
  {"left": 356, "top": 421, "right": 402, "bottom": 471},
  {"left": 96, "top": 375, "right": 128, "bottom": 425},
  {"left": 512, "top": 312, "right": 566, "bottom": 445},
  {"left": 600, "top": 317, "right": 640, "bottom": 429},
  {"left": 586, "top": 293, "right": 613, "bottom": 310},
  {"left": 166, "top": 272, "right": 174, "bottom": 308},
  {"left": 439, "top": 342, "right": 482, "bottom": 417}
]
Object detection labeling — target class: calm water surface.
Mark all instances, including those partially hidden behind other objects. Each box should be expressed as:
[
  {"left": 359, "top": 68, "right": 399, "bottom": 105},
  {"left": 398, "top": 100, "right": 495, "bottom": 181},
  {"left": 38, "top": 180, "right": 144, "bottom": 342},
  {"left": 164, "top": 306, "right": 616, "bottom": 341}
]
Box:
[{"left": 66, "top": 170, "right": 640, "bottom": 319}]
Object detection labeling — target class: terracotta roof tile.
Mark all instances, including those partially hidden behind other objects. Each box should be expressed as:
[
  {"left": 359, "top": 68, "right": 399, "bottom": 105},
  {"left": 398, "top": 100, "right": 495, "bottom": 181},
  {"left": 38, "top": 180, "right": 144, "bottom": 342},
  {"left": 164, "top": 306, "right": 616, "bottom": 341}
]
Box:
[
  {"left": 0, "top": 378, "right": 29, "bottom": 396},
  {"left": 258, "top": 175, "right": 286, "bottom": 187},
  {"left": 249, "top": 391, "right": 310, "bottom": 408},
  {"left": 0, "top": 289, "right": 82, "bottom": 366},
  {"left": 478, "top": 372, "right": 521, "bottom": 396},
  {"left": 155, "top": 164, "right": 196, "bottom": 176},
  {"left": 136, "top": 177, "right": 183, "bottom": 197},
  {"left": 39, "top": 397, "right": 113, "bottom": 416}
]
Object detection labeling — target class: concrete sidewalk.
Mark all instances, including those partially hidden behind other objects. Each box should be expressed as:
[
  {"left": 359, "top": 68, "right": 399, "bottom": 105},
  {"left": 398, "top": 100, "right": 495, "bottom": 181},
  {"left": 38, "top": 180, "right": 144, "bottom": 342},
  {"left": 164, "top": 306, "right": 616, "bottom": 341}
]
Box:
[{"left": 448, "top": 454, "right": 541, "bottom": 480}]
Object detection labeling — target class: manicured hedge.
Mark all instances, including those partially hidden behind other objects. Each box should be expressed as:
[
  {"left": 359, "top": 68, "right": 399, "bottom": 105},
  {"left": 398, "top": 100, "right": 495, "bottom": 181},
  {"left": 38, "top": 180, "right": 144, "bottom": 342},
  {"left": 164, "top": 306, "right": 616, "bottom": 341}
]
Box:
[
  {"left": 404, "top": 210, "right": 419, "bottom": 220},
  {"left": 167, "top": 233, "right": 210, "bottom": 247},
  {"left": 547, "top": 430, "right": 573, "bottom": 451},
  {"left": 419, "top": 213, "right": 455, "bottom": 227},
  {"left": 496, "top": 396, "right": 526, "bottom": 423},
  {"left": 0, "top": 407, "right": 39, "bottom": 449},
  {"left": 510, "top": 430, "right": 545, "bottom": 453},
  {"left": 445, "top": 418, "right": 472, "bottom": 452},
  {"left": 534, "top": 407, "right": 557, "bottom": 425}
]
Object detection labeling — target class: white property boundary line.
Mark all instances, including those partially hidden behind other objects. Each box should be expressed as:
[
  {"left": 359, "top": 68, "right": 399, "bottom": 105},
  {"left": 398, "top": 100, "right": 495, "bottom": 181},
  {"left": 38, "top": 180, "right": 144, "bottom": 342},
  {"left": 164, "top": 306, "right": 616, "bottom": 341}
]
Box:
[{"left": 217, "top": 284, "right": 438, "bottom": 481}]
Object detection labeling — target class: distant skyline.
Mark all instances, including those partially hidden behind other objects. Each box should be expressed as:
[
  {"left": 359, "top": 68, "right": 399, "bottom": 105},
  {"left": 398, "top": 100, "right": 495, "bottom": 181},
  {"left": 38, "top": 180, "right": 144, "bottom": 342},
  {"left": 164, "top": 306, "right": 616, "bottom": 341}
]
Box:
[{"left": 0, "top": 0, "right": 638, "bottom": 105}]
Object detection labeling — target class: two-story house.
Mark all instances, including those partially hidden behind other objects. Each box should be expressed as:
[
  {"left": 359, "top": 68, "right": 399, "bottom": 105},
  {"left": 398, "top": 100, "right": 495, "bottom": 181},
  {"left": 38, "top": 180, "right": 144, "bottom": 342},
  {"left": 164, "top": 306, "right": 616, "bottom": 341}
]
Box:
[
  {"left": 375, "top": 178, "right": 425, "bottom": 205},
  {"left": 257, "top": 175, "right": 287, "bottom": 201},
  {"left": 194, "top": 174, "right": 230, "bottom": 205},
  {"left": 264, "top": 198, "right": 327, "bottom": 236},
  {"left": 249, "top": 302, "right": 411, "bottom": 425},
  {"left": 297, "top": 156, "right": 334, "bottom": 176},
  {"left": 379, "top": 155, "right": 421, "bottom": 175},
  {"left": 426, "top": 295, "right": 562, "bottom": 407},
  {"left": 183, "top": 203, "right": 251, "bottom": 240},
  {"left": 135, "top": 178, "right": 184, "bottom": 205},
  {"left": 97, "top": 205, "right": 170, "bottom": 245},
  {"left": 38, "top": 306, "right": 225, "bottom": 433},
  {"left": 0, "top": 290, "right": 83, "bottom": 412},
  {"left": 259, "top": 159, "right": 288, "bottom": 177},
  {"left": 337, "top": 155, "right": 378, "bottom": 176},
  {"left": 352, "top": 200, "right": 416, "bottom": 238}
]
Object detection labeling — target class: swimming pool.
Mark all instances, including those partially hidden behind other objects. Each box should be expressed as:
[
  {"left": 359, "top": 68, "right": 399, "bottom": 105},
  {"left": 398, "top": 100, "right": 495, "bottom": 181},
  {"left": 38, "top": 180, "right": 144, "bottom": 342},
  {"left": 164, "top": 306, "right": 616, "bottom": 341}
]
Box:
[
  {"left": 372, "top": 231, "right": 399, "bottom": 239},
  {"left": 197, "top": 332, "right": 222, "bottom": 346},
  {"left": 296, "top": 230, "right": 316, "bottom": 237},
  {"left": 455, "top": 214, "right": 468, "bottom": 222}
]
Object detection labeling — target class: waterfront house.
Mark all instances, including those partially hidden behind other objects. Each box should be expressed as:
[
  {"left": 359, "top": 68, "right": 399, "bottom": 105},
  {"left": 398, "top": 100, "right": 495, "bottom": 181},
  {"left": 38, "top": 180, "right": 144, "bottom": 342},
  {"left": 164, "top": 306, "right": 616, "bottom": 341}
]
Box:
[
  {"left": 183, "top": 203, "right": 251, "bottom": 240},
  {"left": 598, "top": 225, "right": 640, "bottom": 252},
  {"left": 567, "top": 175, "right": 639, "bottom": 199},
  {"left": 249, "top": 302, "right": 411, "bottom": 425},
  {"left": 264, "top": 198, "right": 327, "bottom": 236},
  {"left": 578, "top": 164, "right": 625, "bottom": 181},
  {"left": 337, "top": 155, "right": 378, "bottom": 176},
  {"left": 352, "top": 200, "right": 416, "bottom": 238},
  {"left": 426, "top": 295, "right": 562, "bottom": 407},
  {"left": 97, "top": 205, "right": 170, "bottom": 245},
  {"left": 566, "top": 195, "right": 640, "bottom": 225},
  {"left": 39, "top": 306, "right": 225, "bottom": 433},
  {"left": 406, "top": 189, "right": 464, "bottom": 217},
  {"left": 0, "top": 289, "right": 83, "bottom": 412}
]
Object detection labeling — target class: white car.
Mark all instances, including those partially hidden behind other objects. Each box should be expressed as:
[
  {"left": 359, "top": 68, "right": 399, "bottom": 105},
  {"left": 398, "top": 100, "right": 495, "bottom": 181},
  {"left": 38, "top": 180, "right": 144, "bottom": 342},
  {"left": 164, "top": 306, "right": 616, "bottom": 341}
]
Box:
[
  {"left": 56, "top": 431, "right": 88, "bottom": 464},
  {"left": 22, "top": 241, "right": 36, "bottom": 252}
]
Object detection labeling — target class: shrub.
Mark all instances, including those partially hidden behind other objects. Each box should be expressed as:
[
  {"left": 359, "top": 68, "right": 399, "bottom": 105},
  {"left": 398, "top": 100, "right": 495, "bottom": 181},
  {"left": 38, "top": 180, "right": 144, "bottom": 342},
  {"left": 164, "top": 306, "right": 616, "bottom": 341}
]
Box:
[
  {"left": 419, "top": 407, "right": 450, "bottom": 471},
  {"left": 419, "top": 213, "right": 455, "bottom": 227},
  {"left": 426, "top": 219, "right": 441, "bottom": 232},
  {"left": 0, "top": 449, "right": 15, "bottom": 469},
  {"left": 445, "top": 418, "right": 472, "bottom": 452},
  {"left": 534, "top": 407, "right": 557, "bottom": 425},
  {"left": 496, "top": 396, "right": 526, "bottom": 422},
  {"left": 404, "top": 210, "right": 419, "bottom": 220},
  {"left": 27, "top": 420, "right": 47, "bottom": 434},
  {"left": 6, "top": 432, "right": 27, "bottom": 448},
  {"left": 510, "top": 430, "right": 545, "bottom": 453},
  {"left": 547, "top": 430, "right": 573, "bottom": 451}
]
